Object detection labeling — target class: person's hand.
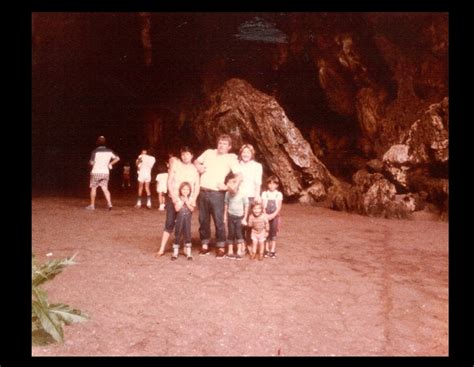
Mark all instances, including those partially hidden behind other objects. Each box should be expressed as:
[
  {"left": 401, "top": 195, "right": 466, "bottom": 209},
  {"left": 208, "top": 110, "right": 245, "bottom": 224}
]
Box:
[
  {"left": 218, "top": 183, "right": 228, "bottom": 191},
  {"left": 196, "top": 163, "right": 206, "bottom": 174},
  {"left": 108, "top": 163, "right": 113, "bottom": 170},
  {"left": 241, "top": 218, "right": 247, "bottom": 226}
]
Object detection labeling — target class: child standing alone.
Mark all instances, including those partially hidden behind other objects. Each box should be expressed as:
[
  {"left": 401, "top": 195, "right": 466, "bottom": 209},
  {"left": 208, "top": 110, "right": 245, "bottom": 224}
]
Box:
[
  {"left": 135, "top": 149, "right": 156, "bottom": 208},
  {"left": 261, "top": 175, "right": 283, "bottom": 258},
  {"left": 171, "top": 182, "right": 195, "bottom": 261},
  {"left": 122, "top": 161, "right": 131, "bottom": 188}
]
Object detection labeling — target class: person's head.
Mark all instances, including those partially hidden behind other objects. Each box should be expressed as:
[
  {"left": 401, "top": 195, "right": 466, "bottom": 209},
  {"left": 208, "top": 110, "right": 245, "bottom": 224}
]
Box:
[
  {"left": 140, "top": 149, "right": 147, "bottom": 156},
  {"left": 267, "top": 175, "right": 280, "bottom": 191},
  {"left": 96, "top": 135, "right": 106, "bottom": 146},
  {"left": 239, "top": 144, "right": 256, "bottom": 163},
  {"left": 167, "top": 154, "right": 178, "bottom": 169},
  {"left": 216, "top": 134, "right": 232, "bottom": 155},
  {"left": 251, "top": 201, "right": 263, "bottom": 216},
  {"left": 180, "top": 146, "right": 194, "bottom": 164},
  {"left": 157, "top": 163, "right": 167, "bottom": 173},
  {"left": 225, "top": 173, "right": 239, "bottom": 195},
  {"left": 178, "top": 181, "right": 192, "bottom": 198}
]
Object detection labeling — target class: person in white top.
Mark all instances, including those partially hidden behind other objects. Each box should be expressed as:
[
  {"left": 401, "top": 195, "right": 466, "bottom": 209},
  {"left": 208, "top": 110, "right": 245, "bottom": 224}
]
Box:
[
  {"left": 135, "top": 149, "right": 156, "bottom": 208},
  {"left": 155, "top": 163, "right": 169, "bottom": 211},
  {"left": 155, "top": 148, "right": 200, "bottom": 257},
  {"left": 194, "top": 134, "right": 242, "bottom": 258},
  {"left": 86, "top": 136, "right": 120, "bottom": 210},
  {"left": 238, "top": 143, "right": 263, "bottom": 253}
]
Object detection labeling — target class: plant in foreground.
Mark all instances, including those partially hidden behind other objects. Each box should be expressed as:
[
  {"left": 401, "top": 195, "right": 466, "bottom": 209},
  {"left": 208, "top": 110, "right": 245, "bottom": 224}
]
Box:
[{"left": 32, "top": 253, "right": 88, "bottom": 345}]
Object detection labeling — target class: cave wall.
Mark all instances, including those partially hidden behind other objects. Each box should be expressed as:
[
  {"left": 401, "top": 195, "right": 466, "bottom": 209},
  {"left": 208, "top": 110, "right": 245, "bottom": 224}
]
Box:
[{"left": 33, "top": 12, "right": 448, "bottom": 216}]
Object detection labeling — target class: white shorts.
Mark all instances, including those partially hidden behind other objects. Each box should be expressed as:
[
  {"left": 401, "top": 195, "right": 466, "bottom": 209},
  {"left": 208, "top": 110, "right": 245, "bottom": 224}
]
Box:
[
  {"left": 157, "top": 181, "right": 167, "bottom": 193},
  {"left": 138, "top": 172, "right": 152, "bottom": 183}
]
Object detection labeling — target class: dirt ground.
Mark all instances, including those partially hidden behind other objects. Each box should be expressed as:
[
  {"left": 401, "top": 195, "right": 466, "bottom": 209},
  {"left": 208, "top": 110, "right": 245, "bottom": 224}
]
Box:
[{"left": 31, "top": 192, "right": 448, "bottom": 356}]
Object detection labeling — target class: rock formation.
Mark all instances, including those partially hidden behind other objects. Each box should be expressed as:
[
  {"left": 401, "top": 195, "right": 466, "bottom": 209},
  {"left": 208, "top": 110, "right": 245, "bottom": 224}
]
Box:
[{"left": 193, "top": 78, "right": 340, "bottom": 200}]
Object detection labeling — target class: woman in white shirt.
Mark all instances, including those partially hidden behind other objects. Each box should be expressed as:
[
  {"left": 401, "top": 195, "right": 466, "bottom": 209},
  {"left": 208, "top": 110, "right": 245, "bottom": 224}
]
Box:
[{"left": 238, "top": 144, "right": 263, "bottom": 253}]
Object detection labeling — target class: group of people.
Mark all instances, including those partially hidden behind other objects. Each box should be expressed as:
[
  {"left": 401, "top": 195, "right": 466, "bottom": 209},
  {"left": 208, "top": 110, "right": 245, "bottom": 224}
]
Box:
[
  {"left": 87, "top": 139, "right": 170, "bottom": 212},
  {"left": 87, "top": 134, "right": 283, "bottom": 261}
]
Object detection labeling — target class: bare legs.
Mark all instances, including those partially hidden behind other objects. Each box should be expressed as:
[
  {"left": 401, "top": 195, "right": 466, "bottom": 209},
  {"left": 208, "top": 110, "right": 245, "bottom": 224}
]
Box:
[
  {"left": 250, "top": 240, "right": 264, "bottom": 260},
  {"left": 136, "top": 182, "right": 152, "bottom": 208},
  {"left": 155, "top": 231, "right": 170, "bottom": 257},
  {"left": 89, "top": 186, "right": 112, "bottom": 208}
]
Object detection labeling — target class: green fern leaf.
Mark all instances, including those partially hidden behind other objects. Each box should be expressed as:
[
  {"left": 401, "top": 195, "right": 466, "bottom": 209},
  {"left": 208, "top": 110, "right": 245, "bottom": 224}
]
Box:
[{"left": 49, "top": 303, "right": 89, "bottom": 325}]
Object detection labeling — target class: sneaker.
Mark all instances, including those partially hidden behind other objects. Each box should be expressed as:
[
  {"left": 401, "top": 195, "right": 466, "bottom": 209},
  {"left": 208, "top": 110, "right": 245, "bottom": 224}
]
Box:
[
  {"left": 216, "top": 249, "right": 225, "bottom": 259},
  {"left": 199, "top": 247, "right": 211, "bottom": 256},
  {"left": 270, "top": 252, "right": 277, "bottom": 259},
  {"left": 85, "top": 205, "right": 95, "bottom": 211}
]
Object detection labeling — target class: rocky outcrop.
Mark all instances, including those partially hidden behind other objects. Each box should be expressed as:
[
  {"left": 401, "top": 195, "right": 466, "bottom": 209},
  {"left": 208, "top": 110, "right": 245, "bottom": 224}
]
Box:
[
  {"left": 404, "top": 97, "right": 449, "bottom": 165},
  {"left": 340, "top": 97, "right": 449, "bottom": 217},
  {"left": 192, "top": 78, "right": 340, "bottom": 199},
  {"left": 380, "top": 98, "right": 448, "bottom": 209},
  {"left": 331, "top": 169, "right": 416, "bottom": 218}
]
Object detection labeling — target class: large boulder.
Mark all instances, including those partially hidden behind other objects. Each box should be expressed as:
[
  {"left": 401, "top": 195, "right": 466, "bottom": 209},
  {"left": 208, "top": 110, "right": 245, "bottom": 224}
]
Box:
[{"left": 192, "top": 78, "right": 340, "bottom": 199}]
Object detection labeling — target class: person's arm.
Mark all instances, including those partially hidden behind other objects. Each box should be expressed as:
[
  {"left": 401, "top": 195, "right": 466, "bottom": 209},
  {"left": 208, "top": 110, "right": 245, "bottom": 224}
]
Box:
[
  {"left": 268, "top": 192, "right": 283, "bottom": 220},
  {"left": 89, "top": 151, "right": 95, "bottom": 167},
  {"left": 174, "top": 198, "right": 183, "bottom": 212},
  {"left": 264, "top": 216, "right": 270, "bottom": 233},
  {"left": 190, "top": 169, "right": 200, "bottom": 206},
  {"left": 247, "top": 215, "right": 253, "bottom": 229},
  {"left": 262, "top": 193, "right": 268, "bottom": 215},
  {"left": 193, "top": 151, "right": 207, "bottom": 175},
  {"left": 241, "top": 198, "right": 249, "bottom": 226},
  {"left": 223, "top": 203, "right": 228, "bottom": 224},
  {"left": 231, "top": 155, "right": 243, "bottom": 187},
  {"left": 254, "top": 163, "right": 263, "bottom": 202},
  {"left": 109, "top": 155, "right": 120, "bottom": 169},
  {"left": 273, "top": 197, "right": 283, "bottom": 218},
  {"left": 167, "top": 165, "right": 177, "bottom": 203}
]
